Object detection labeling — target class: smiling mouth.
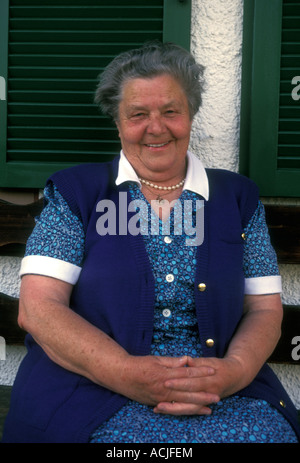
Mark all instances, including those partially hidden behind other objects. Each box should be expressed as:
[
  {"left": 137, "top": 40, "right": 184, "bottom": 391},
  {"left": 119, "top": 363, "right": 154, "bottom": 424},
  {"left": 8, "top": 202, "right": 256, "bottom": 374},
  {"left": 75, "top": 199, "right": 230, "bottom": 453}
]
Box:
[{"left": 145, "top": 142, "right": 170, "bottom": 148}]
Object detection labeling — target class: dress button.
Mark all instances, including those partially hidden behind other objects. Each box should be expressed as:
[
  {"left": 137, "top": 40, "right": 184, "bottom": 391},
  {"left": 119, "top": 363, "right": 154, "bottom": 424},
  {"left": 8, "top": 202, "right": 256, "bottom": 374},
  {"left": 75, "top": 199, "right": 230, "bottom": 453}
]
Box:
[
  {"left": 198, "top": 283, "right": 206, "bottom": 291},
  {"left": 164, "top": 236, "right": 172, "bottom": 244},
  {"left": 162, "top": 309, "right": 171, "bottom": 318},
  {"left": 279, "top": 400, "right": 286, "bottom": 408},
  {"left": 166, "top": 274, "right": 174, "bottom": 283},
  {"left": 205, "top": 339, "right": 214, "bottom": 347}
]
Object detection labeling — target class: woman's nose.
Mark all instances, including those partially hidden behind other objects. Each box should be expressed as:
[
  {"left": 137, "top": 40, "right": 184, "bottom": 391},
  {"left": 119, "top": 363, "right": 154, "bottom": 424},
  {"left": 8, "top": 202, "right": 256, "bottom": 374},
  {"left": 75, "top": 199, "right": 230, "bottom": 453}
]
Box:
[{"left": 146, "top": 115, "right": 166, "bottom": 135}]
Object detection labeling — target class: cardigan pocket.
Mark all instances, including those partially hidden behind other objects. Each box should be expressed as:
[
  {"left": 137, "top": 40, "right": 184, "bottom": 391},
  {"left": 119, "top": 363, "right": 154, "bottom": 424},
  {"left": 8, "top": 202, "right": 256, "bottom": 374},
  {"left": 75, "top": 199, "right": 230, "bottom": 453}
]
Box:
[{"left": 16, "top": 354, "right": 81, "bottom": 431}]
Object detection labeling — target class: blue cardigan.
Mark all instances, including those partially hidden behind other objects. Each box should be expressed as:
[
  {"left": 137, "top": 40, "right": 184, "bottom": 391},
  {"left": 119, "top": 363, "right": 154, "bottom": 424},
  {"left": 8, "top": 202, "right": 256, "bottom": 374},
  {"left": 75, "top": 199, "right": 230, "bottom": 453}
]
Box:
[{"left": 3, "top": 157, "right": 300, "bottom": 443}]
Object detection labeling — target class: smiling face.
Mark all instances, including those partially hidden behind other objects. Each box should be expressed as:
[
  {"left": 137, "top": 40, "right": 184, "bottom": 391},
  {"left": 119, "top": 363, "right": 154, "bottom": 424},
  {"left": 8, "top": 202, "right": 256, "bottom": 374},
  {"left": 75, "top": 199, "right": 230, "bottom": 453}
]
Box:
[{"left": 116, "top": 74, "right": 193, "bottom": 183}]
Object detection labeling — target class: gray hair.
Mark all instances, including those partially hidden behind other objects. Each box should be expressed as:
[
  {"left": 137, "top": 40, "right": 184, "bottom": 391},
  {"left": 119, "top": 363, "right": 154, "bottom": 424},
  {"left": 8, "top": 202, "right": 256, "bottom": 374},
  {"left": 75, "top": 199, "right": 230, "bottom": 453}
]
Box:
[{"left": 94, "top": 41, "right": 204, "bottom": 121}]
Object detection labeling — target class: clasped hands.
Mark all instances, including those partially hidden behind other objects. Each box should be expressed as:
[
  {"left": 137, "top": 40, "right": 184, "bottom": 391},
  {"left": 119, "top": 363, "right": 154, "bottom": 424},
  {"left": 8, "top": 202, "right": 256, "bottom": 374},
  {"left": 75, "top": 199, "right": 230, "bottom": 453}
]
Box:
[{"left": 120, "top": 354, "right": 244, "bottom": 416}]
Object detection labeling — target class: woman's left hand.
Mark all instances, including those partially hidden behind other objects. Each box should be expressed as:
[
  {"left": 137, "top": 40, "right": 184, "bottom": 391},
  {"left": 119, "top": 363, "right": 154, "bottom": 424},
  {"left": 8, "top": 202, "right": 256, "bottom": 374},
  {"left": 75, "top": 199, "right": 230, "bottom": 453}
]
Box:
[
  {"left": 153, "top": 356, "right": 244, "bottom": 415},
  {"left": 154, "top": 294, "right": 283, "bottom": 415}
]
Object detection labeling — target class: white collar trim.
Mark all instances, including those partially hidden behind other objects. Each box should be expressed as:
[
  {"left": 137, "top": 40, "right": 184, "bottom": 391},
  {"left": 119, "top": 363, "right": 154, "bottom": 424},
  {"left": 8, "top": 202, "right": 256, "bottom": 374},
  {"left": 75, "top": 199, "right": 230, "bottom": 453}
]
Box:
[{"left": 115, "top": 150, "right": 209, "bottom": 201}]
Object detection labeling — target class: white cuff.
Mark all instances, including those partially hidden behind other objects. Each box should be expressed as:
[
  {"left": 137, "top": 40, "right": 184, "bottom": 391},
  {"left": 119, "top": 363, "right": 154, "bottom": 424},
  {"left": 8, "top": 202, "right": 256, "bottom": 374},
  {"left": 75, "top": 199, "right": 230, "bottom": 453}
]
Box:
[
  {"left": 244, "top": 275, "right": 282, "bottom": 295},
  {"left": 20, "top": 255, "right": 82, "bottom": 285}
]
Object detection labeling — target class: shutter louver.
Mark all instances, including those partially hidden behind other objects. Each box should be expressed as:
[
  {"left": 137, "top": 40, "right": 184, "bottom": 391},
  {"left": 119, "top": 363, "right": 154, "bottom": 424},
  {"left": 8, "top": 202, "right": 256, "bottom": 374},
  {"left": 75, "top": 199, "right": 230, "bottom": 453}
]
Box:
[
  {"left": 7, "top": 0, "right": 163, "bottom": 166},
  {"left": 278, "top": 1, "right": 300, "bottom": 169}
]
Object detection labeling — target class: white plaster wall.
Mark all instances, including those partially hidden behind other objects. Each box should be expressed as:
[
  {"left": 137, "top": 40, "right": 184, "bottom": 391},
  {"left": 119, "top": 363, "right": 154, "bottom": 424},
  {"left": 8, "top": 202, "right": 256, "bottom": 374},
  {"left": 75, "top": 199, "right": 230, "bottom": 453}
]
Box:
[
  {"left": 0, "top": 256, "right": 22, "bottom": 298},
  {"left": 0, "top": 0, "right": 299, "bottom": 408},
  {"left": 0, "top": 257, "right": 25, "bottom": 385},
  {"left": 190, "top": 0, "right": 244, "bottom": 172},
  {"left": 0, "top": 345, "right": 26, "bottom": 386}
]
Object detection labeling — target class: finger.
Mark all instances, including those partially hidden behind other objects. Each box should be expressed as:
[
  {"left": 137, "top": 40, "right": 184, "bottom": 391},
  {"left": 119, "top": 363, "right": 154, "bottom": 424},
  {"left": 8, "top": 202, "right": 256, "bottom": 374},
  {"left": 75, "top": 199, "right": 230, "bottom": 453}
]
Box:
[
  {"left": 164, "top": 366, "right": 216, "bottom": 390},
  {"left": 186, "top": 356, "right": 216, "bottom": 369},
  {"left": 154, "top": 401, "right": 213, "bottom": 416},
  {"left": 158, "top": 356, "right": 189, "bottom": 368},
  {"left": 180, "top": 391, "right": 220, "bottom": 405},
  {"left": 158, "top": 390, "right": 220, "bottom": 408}
]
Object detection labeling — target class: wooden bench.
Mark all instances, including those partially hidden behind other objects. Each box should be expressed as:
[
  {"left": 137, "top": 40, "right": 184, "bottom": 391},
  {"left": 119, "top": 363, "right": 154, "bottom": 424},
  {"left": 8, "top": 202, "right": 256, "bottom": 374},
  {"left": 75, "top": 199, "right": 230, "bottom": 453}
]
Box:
[{"left": 0, "top": 199, "right": 300, "bottom": 439}]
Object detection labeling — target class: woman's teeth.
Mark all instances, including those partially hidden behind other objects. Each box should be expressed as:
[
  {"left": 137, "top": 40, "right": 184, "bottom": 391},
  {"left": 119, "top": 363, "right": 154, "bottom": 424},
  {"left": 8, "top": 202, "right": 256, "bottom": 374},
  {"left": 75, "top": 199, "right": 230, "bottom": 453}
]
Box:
[{"left": 146, "top": 142, "right": 168, "bottom": 147}]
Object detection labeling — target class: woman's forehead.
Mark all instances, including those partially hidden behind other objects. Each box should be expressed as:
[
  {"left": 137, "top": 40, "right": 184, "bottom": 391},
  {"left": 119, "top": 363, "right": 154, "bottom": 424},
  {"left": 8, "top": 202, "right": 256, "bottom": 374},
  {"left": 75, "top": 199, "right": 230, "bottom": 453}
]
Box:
[{"left": 120, "top": 75, "right": 187, "bottom": 106}]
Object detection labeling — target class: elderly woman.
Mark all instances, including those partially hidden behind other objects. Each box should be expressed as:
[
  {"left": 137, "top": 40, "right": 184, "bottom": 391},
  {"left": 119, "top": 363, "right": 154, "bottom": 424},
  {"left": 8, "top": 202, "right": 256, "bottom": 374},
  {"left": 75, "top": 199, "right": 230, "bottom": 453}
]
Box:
[{"left": 2, "top": 42, "right": 299, "bottom": 443}]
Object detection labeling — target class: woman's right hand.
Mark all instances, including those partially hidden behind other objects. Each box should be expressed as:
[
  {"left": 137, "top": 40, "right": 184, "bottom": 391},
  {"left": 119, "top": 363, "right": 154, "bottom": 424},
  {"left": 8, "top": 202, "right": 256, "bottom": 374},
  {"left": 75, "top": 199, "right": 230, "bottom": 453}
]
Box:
[{"left": 119, "top": 355, "right": 219, "bottom": 413}]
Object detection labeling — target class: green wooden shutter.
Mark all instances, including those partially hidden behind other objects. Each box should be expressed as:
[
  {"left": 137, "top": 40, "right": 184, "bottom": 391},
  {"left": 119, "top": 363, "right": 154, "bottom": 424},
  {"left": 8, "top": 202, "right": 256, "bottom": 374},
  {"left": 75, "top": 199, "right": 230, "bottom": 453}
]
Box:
[
  {"left": 0, "top": 0, "right": 191, "bottom": 188},
  {"left": 278, "top": 1, "right": 300, "bottom": 171},
  {"left": 240, "top": 0, "right": 300, "bottom": 197}
]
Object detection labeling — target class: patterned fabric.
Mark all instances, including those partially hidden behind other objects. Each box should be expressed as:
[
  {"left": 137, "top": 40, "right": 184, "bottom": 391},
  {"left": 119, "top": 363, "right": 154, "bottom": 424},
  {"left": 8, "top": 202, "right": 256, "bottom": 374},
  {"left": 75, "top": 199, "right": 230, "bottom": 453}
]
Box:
[
  {"left": 89, "top": 397, "right": 296, "bottom": 444},
  {"left": 89, "top": 185, "right": 296, "bottom": 443},
  {"left": 25, "top": 183, "right": 85, "bottom": 266},
  {"left": 25, "top": 182, "right": 297, "bottom": 443},
  {"left": 243, "top": 202, "right": 280, "bottom": 278}
]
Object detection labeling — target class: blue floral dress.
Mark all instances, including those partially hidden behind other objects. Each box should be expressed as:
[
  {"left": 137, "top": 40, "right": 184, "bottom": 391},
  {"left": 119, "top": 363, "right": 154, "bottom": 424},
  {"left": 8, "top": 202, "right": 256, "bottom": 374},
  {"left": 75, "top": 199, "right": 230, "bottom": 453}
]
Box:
[{"left": 25, "top": 183, "right": 298, "bottom": 443}]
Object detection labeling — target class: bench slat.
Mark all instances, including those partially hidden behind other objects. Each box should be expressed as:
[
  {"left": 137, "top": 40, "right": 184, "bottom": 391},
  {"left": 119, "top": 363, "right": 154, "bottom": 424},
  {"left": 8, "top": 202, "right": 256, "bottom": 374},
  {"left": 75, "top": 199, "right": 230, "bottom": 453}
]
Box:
[
  {"left": 0, "top": 198, "right": 43, "bottom": 249},
  {"left": 0, "top": 293, "right": 26, "bottom": 344},
  {"left": 264, "top": 205, "right": 300, "bottom": 264}
]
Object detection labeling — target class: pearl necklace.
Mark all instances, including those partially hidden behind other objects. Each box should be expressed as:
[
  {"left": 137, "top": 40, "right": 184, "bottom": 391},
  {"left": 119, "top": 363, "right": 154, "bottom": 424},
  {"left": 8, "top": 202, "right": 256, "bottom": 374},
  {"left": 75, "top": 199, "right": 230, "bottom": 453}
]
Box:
[
  {"left": 139, "top": 177, "right": 185, "bottom": 203},
  {"left": 139, "top": 177, "right": 185, "bottom": 191}
]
